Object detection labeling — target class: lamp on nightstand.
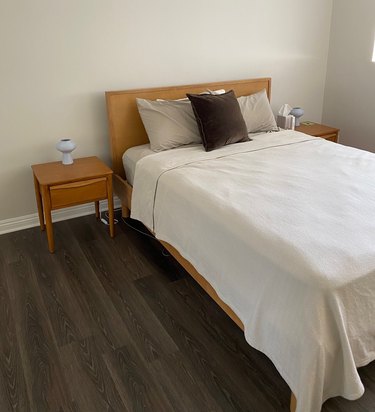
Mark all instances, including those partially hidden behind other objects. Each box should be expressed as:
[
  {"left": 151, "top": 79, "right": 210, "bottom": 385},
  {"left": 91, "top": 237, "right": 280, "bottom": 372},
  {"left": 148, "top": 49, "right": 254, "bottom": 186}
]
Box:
[
  {"left": 56, "top": 138, "right": 76, "bottom": 165},
  {"left": 290, "top": 107, "right": 304, "bottom": 127}
]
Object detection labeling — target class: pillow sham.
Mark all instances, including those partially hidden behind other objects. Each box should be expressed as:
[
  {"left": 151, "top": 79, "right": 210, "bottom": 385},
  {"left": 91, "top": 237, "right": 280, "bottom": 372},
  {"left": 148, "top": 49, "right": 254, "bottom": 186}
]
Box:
[
  {"left": 187, "top": 90, "right": 249, "bottom": 152},
  {"left": 237, "top": 89, "right": 278, "bottom": 133},
  {"left": 136, "top": 98, "right": 201, "bottom": 152},
  {"left": 156, "top": 89, "right": 226, "bottom": 102}
]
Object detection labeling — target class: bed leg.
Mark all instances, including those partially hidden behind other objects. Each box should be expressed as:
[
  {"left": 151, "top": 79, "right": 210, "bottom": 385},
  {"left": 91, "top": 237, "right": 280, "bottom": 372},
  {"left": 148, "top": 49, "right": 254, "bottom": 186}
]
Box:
[
  {"left": 290, "top": 392, "right": 297, "bottom": 412},
  {"left": 121, "top": 205, "right": 130, "bottom": 218}
]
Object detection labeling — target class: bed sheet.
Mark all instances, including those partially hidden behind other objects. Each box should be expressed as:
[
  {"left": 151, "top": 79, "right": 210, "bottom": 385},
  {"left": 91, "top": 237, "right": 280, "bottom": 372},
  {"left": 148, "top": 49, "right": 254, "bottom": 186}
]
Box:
[
  {"left": 122, "top": 143, "right": 201, "bottom": 185},
  {"left": 122, "top": 144, "right": 154, "bottom": 185}
]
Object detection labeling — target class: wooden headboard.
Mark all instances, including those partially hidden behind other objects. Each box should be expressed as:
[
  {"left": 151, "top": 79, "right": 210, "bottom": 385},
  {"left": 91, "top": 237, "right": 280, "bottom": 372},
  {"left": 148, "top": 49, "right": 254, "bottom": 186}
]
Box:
[{"left": 105, "top": 77, "right": 272, "bottom": 178}]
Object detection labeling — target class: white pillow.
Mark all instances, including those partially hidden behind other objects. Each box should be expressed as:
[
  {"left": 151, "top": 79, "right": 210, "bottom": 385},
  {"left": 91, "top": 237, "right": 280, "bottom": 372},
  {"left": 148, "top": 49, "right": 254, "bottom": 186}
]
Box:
[
  {"left": 156, "top": 89, "right": 226, "bottom": 102},
  {"left": 136, "top": 98, "right": 201, "bottom": 152},
  {"left": 238, "top": 89, "right": 278, "bottom": 133},
  {"left": 205, "top": 89, "right": 226, "bottom": 95}
]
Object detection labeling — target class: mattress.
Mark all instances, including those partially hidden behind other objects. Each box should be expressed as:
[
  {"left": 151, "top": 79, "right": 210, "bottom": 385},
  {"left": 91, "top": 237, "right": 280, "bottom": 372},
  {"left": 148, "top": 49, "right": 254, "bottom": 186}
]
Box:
[
  {"left": 131, "top": 130, "right": 375, "bottom": 412},
  {"left": 122, "top": 143, "right": 201, "bottom": 185},
  {"left": 122, "top": 144, "right": 154, "bottom": 185}
]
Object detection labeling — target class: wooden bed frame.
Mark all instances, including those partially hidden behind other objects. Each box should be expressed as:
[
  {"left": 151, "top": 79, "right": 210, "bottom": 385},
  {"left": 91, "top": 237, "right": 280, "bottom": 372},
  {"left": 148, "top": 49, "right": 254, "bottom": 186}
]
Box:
[{"left": 105, "top": 78, "right": 297, "bottom": 412}]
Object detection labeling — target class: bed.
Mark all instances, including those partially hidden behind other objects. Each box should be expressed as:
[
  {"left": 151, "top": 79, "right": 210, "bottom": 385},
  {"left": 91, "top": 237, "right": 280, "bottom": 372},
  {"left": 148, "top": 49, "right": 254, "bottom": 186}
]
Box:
[{"left": 105, "top": 78, "right": 375, "bottom": 412}]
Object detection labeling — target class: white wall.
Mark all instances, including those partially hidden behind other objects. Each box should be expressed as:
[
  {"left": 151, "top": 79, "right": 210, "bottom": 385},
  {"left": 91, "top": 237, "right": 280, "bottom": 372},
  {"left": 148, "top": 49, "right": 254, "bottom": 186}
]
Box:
[
  {"left": 323, "top": 0, "right": 375, "bottom": 152},
  {"left": 0, "top": 0, "right": 333, "bottom": 222}
]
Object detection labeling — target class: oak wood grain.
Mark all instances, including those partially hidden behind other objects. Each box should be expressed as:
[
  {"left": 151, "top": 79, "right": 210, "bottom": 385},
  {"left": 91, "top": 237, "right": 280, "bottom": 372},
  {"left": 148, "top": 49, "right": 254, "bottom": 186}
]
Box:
[
  {"left": 104, "top": 344, "right": 175, "bottom": 412},
  {"left": 60, "top": 336, "right": 127, "bottom": 412},
  {"left": 0, "top": 216, "right": 373, "bottom": 411},
  {"left": 135, "top": 274, "right": 283, "bottom": 411},
  {"left": 6, "top": 257, "right": 74, "bottom": 411},
  {"left": 0, "top": 254, "right": 29, "bottom": 412},
  {"left": 53, "top": 221, "right": 129, "bottom": 353},
  {"left": 26, "top": 233, "right": 92, "bottom": 347},
  {"left": 79, "top": 236, "right": 179, "bottom": 363}
]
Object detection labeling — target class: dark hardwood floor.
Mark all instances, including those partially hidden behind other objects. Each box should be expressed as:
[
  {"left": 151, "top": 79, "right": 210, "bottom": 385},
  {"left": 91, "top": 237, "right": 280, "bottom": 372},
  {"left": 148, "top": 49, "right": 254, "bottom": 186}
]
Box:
[{"left": 0, "top": 214, "right": 374, "bottom": 411}]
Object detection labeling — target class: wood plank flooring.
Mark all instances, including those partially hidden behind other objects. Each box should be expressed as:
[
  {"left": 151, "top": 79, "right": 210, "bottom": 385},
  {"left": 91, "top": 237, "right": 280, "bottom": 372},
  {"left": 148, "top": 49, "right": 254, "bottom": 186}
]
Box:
[{"left": 0, "top": 214, "right": 374, "bottom": 411}]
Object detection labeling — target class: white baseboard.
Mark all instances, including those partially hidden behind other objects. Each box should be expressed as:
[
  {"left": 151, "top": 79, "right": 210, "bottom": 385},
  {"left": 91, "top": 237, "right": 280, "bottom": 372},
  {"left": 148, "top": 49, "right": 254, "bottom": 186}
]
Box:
[{"left": 0, "top": 198, "right": 122, "bottom": 235}]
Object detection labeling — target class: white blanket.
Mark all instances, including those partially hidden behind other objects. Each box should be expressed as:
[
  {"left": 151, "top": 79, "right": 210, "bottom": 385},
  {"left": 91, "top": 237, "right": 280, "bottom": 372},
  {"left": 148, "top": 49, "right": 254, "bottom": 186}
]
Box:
[{"left": 131, "top": 130, "right": 375, "bottom": 412}]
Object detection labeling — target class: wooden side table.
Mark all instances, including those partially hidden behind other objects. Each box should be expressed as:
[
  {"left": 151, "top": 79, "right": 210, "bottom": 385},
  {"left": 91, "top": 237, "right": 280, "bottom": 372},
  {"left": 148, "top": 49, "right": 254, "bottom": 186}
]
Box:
[
  {"left": 295, "top": 122, "right": 340, "bottom": 143},
  {"left": 31, "top": 156, "right": 114, "bottom": 253}
]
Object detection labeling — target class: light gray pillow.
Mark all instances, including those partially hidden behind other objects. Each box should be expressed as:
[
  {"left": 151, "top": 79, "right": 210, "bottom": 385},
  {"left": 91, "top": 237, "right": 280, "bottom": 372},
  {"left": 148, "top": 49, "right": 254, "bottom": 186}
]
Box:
[
  {"left": 136, "top": 98, "right": 201, "bottom": 152},
  {"left": 238, "top": 89, "right": 278, "bottom": 133}
]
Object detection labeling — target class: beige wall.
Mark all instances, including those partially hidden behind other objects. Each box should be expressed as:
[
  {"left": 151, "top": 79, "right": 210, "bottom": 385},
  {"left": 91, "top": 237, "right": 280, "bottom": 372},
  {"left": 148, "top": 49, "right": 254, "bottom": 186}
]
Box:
[
  {"left": 323, "top": 0, "right": 375, "bottom": 152},
  {"left": 0, "top": 0, "right": 333, "bottom": 222}
]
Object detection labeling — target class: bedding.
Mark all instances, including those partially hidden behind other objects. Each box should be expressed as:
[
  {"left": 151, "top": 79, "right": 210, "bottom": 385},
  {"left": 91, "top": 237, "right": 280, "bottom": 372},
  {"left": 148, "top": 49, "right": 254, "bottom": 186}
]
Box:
[
  {"left": 137, "top": 88, "right": 277, "bottom": 153},
  {"left": 122, "top": 143, "right": 202, "bottom": 185},
  {"left": 238, "top": 88, "right": 278, "bottom": 133},
  {"left": 131, "top": 130, "right": 375, "bottom": 412},
  {"left": 187, "top": 90, "right": 249, "bottom": 151},
  {"left": 122, "top": 144, "right": 154, "bottom": 186},
  {"left": 136, "top": 98, "right": 201, "bottom": 151},
  {"left": 156, "top": 89, "right": 226, "bottom": 102},
  {"left": 137, "top": 90, "right": 227, "bottom": 152}
]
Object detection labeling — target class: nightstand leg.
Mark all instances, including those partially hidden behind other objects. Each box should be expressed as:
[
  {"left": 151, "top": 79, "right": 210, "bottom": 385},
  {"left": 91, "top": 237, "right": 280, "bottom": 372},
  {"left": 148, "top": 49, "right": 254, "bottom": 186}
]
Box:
[
  {"left": 107, "top": 176, "right": 115, "bottom": 238},
  {"left": 33, "top": 174, "right": 45, "bottom": 231},
  {"left": 95, "top": 201, "right": 100, "bottom": 219},
  {"left": 41, "top": 185, "right": 54, "bottom": 253},
  {"left": 121, "top": 206, "right": 130, "bottom": 218},
  {"left": 290, "top": 393, "right": 297, "bottom": 412}
]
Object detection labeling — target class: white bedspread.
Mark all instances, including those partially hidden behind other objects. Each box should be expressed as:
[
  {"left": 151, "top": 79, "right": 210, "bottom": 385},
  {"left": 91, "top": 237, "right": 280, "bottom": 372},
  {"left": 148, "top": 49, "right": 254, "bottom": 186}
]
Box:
[{"left": 131, "top": 130, "right": 375, "bottom": 412}]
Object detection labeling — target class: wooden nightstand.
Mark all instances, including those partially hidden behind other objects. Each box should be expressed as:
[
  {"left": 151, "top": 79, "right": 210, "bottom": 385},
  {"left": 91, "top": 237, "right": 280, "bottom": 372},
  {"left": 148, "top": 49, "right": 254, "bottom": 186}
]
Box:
[
  {"left": 31, "top": 156, "right": 114, "bottom": 253},
  {"left": 295, "top": 123, "right": 340, "bottom": 143}
]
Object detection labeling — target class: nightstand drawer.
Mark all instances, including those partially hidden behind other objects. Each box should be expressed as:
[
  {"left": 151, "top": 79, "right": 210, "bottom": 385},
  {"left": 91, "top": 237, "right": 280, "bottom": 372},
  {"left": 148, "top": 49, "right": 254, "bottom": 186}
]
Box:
[
  {"left": 50, "top": 177, "right": 107, "bottom": 209},
  {"left": 296, "top": 123, "right": 339, "bottom": 143},
  {"left": 322, "top": 133, "right": 338, "bottom": 143}
]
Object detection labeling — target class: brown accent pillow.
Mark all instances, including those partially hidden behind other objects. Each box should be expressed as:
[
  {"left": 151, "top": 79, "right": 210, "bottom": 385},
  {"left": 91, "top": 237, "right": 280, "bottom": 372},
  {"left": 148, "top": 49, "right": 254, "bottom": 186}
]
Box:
[{"left": 187, "top": 90, "right": 250, "bottom": 151}]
